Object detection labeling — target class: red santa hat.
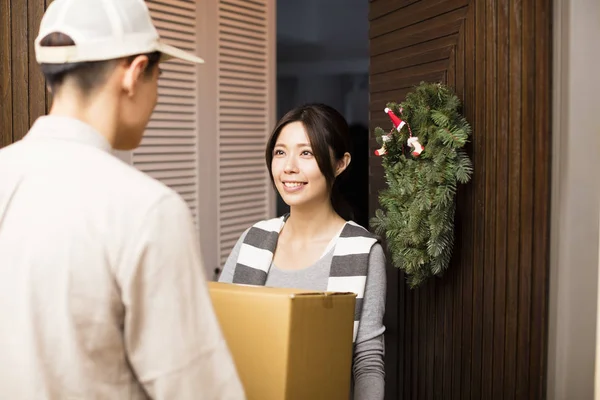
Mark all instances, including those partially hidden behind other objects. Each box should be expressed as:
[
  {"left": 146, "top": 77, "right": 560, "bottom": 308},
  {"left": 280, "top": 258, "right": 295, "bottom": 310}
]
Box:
[{"left": 384, "top": 107, "right": 406, "bottom": 131}]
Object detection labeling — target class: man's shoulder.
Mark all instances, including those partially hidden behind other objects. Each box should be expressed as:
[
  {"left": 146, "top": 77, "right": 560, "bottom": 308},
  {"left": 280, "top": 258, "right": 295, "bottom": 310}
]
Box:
[{"left": 100, "top": 156, "right": 185, "bottom": 212}]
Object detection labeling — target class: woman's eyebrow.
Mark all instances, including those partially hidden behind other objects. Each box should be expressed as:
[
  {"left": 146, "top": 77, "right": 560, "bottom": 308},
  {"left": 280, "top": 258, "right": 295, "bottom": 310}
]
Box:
[{"left": 274, "top": 143, "right": 311, "bottom": 148}]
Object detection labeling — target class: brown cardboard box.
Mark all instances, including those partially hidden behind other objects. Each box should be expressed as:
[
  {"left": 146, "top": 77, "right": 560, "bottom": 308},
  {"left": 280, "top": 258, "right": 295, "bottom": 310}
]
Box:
[{"left": 208, "top": 282, "right": 356, "bottom": 400}]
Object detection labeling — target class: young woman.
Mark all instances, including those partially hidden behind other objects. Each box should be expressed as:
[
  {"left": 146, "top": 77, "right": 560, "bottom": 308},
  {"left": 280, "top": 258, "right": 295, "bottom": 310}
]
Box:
[{"left": 219, "top": 103, "right": 386, "bottom": 400}]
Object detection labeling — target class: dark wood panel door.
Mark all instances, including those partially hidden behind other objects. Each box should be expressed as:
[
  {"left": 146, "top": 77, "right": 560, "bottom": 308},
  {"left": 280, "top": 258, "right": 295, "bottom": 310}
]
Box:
[
  {"left": 368, "top": 1, "right": 552, "bottom": 398},
  {"left": 0, "top": 0, "right": 51, "bottom": 149}
]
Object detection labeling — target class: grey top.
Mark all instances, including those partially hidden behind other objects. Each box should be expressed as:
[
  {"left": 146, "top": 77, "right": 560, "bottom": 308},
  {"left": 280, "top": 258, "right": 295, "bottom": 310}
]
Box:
[{"left": 219, "top": 227, "right": 386, "bottom": 400}]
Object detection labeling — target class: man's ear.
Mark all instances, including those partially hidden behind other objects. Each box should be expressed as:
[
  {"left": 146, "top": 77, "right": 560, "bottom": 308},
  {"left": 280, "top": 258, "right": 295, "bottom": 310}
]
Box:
[
  {"left": 121, "top": 55, "right": 149, "bottom": 97},
  {"left": 335, "top": 152, "right": 351, "bottom": 177}
]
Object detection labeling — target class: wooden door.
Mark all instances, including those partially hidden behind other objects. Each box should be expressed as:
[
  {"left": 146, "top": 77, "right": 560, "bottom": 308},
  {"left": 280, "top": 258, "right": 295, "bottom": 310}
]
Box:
[
  {"left": 0, "top": 0, "right": 51, "bottom": 149},
  {"left": 368, "top": 1, "right": 552, "bottom": 398}
]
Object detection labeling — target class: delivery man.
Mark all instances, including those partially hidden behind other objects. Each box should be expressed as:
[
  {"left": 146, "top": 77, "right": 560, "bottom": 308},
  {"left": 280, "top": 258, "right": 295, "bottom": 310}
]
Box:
[{"left": 0, "top": 0, "right": 244, "bottom": 398}]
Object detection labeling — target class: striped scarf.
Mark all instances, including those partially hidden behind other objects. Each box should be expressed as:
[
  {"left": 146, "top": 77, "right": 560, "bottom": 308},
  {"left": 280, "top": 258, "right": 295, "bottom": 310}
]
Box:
[{"left": 232, "top": 214, "right": 380, "bottom": 342}]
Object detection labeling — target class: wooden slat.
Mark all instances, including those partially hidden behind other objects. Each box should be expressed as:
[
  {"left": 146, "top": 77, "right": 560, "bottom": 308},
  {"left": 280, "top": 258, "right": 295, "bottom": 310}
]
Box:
[
  {"left": 370, "top": 8, "right": 466, "bottom": 56},
  {"left": 370, "top": 34, "right": 457, "bottom": 75},
  {"left": 11, "top": 0, "right": 29, "bottom": 142},
  {"left": 219, "top": 122, "right": 268, "bottom": 131},
  {"left": 369, "top": 0, "right": 420, "bottom": 21},
  {"left": 28, "top": 0, "right": 46, "bottom": 128},
  {"left": 153, "top": 96, "right": 196, "bottom": 107},
  {"left": 153, "top": 103, "right": 195, "bottom": 113},
  {"left": 220, "top": 192, "right": 266, "bottom": 206},
  {"left": 149, "top": 9, "right": 195, "bottom": 28},
  {"left": 220, "top": 212, "right": 266, "bottom": 230},
  {"left": 220, "top": 44, "right": 266, "bottom": 59},
  {"left": 481, "top": 1, "right": 497, "bottom": 397},
  {"left": 220, "top": 92, "right": 267, "bottom": 102},
  {"left": 219, "top": 11, "right": 267, "bottom": 34},
  {"left": 470, "top": 0, "right": 485, "bottom": 393},
  {"left": 503, "top": 0, "right": 523, "bottom": 395},
  {"left": 516, "top": 0, "right": 535, "bottom": 395},
  {"left": 135, "top": 146, "right": 195, "bottom": 155},
  {"left": 220, "top": 173, "right": 266, "bottom": 185},
  {"left": 220, "top": 207, "right": 267, "bottom": 221},
  {"left": 0, "top": 0, "right": 12, "bottom": 148},
  {"left": 370, "top": 60, "right": 449, "bottom": 93},
  {"left": 135, "top": 161, "right": 196, "bottom": 172},
  {"left": 219, "top": 2, "right": 265, "bottom": 20},
  {"left": 370, "top": 0, "right": 469, "bottom": 38},
  {"left": 456, "top": 6, "right": 473, "bottom": 397},
  {"left": 161, "top": 62, "right": 196, "bottom": 74},
  {"left": 150, "top": 0, "right": 195, "bottom": 12},
  {"left": 219, "top": 78, "right": 266, "bottom": 91},
  {"left": 220, "top": 137, "right": 266, "bottom": 145},
  {"left": 160, "top": 69, "right": 197, "bottom": 82},
  {"left": 219, "top": 24, "right": 266, "bottom": 42},
  {"left": 148, "top": 2, "right": 195, "bottom": 18},
  {"left": 221, "top": 0, "right": 265, "bottom": 13},
  {"left": 219, "top": 8, "right": 266, "bottom": 28},
  {"left": 133, "top": 153, "right": 195, "bottom": 163},
  {"left": 220, "top": 32, "right": 266, "bottom": 49},
  {"left": 220, "top": 55, "right": 266, "bottom": 69},
  {"left": 491, "top": 0, "right": 510, "bottom": 396},
  {"left": 152, "top": 19, "right": 195, "bottom": 36},
  {"left": 150, "top": 112, "right": 195, "bottom": 122},
  {"left": 159, "top": 80, "right": 196, "bottom": 91},
  {"left": 146, "top": 120, "right": 195, "bottom": 130},
  {"left": 144, "top": 129, "right": 196, "bottom": 138},
  {"left": 530, "top": 0, "right": 552, "bottom": 397},
  {"left": 140, "top": 137, "right": 196, "bottom": 146}
]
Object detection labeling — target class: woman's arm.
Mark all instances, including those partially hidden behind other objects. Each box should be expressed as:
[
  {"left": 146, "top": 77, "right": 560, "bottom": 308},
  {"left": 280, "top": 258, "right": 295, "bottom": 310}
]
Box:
[
  {"left": 352, "top": 243, "right": 387, "bottom": 400},
  {"left": 217, "top": 228, "right": 249, "bottom": 283}
]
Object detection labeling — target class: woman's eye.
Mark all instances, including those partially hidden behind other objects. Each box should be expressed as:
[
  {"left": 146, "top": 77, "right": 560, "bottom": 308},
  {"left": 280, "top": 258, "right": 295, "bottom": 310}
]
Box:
[
  {"left": 301, "top": 150, "right": 313, "bottom": 156},
  {"left": 274, "top": 149, "right": 285, "bottom": 156}
]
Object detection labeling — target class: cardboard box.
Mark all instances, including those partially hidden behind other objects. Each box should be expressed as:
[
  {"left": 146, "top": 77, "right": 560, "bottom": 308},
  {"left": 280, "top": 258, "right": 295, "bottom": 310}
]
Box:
[{"left": 208, "top": 282, "right": 356, "bottom": 400}]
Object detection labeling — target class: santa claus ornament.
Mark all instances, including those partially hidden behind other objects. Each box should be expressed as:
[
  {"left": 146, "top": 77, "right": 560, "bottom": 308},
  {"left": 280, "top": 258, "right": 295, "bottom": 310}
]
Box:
[{"left": 375, "top": 107, "right": 424, "bottom": 157}]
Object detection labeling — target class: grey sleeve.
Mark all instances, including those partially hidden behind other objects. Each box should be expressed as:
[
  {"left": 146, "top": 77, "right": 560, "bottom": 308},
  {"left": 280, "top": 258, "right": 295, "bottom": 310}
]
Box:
[
  {"left": 352, "top": 243, "right": 386, "bottom": 400},
  {"left": 217, "top": 228, "right": 249, "bottom": 283}
]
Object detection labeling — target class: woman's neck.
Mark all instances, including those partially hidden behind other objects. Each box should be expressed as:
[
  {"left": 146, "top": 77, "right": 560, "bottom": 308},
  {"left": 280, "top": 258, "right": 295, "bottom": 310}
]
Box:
[{"left": 284, "top": 203, "right": 345, "bottom": 241}]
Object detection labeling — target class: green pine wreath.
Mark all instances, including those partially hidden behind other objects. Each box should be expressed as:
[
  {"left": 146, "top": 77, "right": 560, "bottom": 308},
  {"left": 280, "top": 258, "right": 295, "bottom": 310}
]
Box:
[{"left": 370, "top": 82, "right": 473, "bottom": 288}]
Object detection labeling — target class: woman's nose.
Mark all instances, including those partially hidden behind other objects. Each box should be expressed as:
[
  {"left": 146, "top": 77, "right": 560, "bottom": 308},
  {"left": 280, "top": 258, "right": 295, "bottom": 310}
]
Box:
[{"left": 284, "top": 158, "right": 298, "bottom": 173}]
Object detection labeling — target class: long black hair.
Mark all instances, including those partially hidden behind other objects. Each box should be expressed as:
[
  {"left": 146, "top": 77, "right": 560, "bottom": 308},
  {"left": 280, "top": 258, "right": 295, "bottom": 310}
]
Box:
[{"left": 265, "top": 103, "right": 354, "bottom": 220}]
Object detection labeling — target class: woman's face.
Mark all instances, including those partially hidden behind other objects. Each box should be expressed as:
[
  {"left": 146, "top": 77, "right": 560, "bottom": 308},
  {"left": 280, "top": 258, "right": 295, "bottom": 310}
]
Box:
[{"left": 271, "top": 121, "right": 331, "bottom": 209}]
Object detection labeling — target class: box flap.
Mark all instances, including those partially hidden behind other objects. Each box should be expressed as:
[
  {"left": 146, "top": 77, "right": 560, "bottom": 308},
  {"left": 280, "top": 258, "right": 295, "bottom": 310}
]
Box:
[{"left": 209, "top": 282, "right": 356, "bottom": 298}]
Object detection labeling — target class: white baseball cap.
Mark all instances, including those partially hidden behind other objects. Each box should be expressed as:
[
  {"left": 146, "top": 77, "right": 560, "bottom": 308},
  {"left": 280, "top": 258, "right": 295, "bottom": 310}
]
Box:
[{"left": 35, "top": 0, "right": 204, "bottom": 64}]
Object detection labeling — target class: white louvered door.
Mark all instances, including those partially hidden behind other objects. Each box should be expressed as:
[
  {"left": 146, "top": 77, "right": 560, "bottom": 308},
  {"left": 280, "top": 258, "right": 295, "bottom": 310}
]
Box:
[
  {"left": 131, "top": 0, "right": 275, "bottom": 274},
  {"left": 133, "top": 0, "right": 200, "bottom": 223},
  {"left": 217, "top": 0, "right": 276, "bottom": 266}
]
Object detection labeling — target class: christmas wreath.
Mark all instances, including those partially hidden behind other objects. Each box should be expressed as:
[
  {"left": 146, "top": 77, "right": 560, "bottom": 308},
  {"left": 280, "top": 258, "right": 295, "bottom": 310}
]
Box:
[{"left": 370, "top": 82, "right": 473, "bottom": 288}]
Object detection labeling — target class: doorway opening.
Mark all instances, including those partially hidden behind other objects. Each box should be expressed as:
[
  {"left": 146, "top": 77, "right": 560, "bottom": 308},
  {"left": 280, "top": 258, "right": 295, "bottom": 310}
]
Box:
[{"left": 275, "top": 0, "right": 370, "bottom": 228}]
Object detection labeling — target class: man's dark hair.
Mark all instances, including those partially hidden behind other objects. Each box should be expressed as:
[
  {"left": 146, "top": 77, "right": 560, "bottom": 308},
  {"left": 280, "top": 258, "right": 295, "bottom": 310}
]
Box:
[{"left": 39, "top": 32, "right": 161, "bottom": 94}]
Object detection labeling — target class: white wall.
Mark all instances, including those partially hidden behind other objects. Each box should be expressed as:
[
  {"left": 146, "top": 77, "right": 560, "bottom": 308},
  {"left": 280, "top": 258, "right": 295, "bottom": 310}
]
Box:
[{"left": 547, "top": 0, "right": 600, "bottom": 398}]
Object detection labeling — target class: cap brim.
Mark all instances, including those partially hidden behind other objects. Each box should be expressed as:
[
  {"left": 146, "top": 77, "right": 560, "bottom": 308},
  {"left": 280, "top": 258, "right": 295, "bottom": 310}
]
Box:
[{"left": 156, "top": 42, "right": 204, "bottom": 64}]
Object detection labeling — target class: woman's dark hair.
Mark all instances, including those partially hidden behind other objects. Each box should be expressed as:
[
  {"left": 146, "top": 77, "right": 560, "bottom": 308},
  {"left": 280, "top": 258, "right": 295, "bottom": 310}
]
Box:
[
  {"left": 265, "top": 103, "right": 354, "bottom": 220},
  {"left": 39, "top": 32, "right": 161, "bottom": 94}
]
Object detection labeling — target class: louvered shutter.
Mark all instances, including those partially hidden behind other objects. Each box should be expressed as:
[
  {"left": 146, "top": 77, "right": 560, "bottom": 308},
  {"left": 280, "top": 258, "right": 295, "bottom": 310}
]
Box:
[
  {"left": 217, "top": 0, "right": 276, "bottom": 265},
  {"left": 133, "top": 0, "right": 200, "bottom": 223}
]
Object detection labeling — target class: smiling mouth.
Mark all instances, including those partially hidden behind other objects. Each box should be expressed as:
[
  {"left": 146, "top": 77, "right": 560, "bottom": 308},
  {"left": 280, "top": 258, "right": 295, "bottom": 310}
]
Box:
[{"left": 283, "top": 182, "right": 307, "bottom": 188}]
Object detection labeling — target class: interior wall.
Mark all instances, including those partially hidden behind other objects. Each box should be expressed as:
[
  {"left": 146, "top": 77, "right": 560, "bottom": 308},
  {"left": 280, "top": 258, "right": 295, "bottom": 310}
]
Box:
[{"left": 547, "top": 0, "right": 600, "bottom": 398}]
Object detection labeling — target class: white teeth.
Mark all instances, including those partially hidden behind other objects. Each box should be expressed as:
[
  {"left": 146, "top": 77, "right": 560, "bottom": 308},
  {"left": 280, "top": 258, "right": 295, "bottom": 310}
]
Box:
[{"left": 284, "top": 182, "right": 304, "bottom": 188}]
